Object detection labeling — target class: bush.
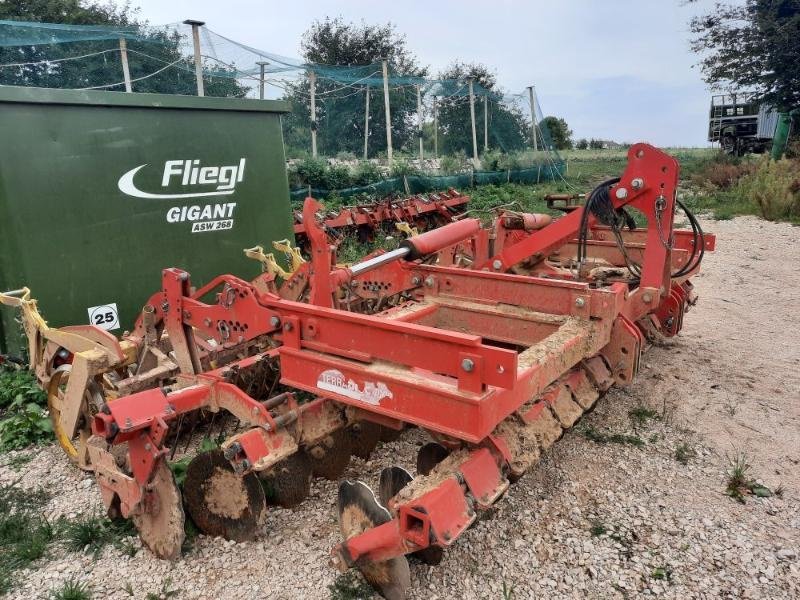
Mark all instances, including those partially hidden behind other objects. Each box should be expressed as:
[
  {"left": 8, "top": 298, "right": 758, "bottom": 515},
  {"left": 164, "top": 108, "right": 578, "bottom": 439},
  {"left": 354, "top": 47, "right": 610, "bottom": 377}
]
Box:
[
  {"left": 737, "top": 157, "right": 800, "bottom": 221},
  {"left": 690, "top": 153, "right": 754, "bottom": 190},
  {"left": 324, "top": 164, "right": 353, "bottom": 190},
  {"left": 480, "top": 150, "right": 503, "bottom": 171},
  {"left": 289, "top": 156, "right": 329, "bottom": 189},
  {"left": 351, "top": 161, "right": 383, "bottom": 186},
  {"left": 0, "top": 366, "right": 50, "bottom": 451},
  {"left": 439, "top": 153, "right": 467, "bottom": 175},
  {"left": 389, "top": 158, "right": 420, "bottom": 178},
  {"left": 0, "top": 367, "right": 44, "bottom": 410},
  {"left": 334, "top": 151, "right": 357, "bottom": 162}
]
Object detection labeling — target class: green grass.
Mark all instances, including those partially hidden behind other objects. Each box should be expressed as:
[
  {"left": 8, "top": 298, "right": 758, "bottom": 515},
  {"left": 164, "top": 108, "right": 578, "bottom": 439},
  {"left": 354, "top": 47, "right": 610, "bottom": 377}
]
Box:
[
  {"left": 61, "top": 514, "right": 136, "bottom": 555},
  {"left": 674, "top": 443, "right": 696, "bottom": 465},
  {"left": 725, "top": 452, "right": 773, "bottom": 503},
  {"left": 582, "top": 426, "right": 645, "bottom": 448},
  {"left": 51, "top": 578, "right": 92, "bottom": 600},
  {"left": 328, "top": 571, "right": 375, "bottom": 599},
  {"left": 0, "top": 483, "right": 53, "bottom": 594},
  {"left": 628, "top": 405, "right": 660, "bottom": 428},
  {"left": 0, "top": 364, "right": 51, "bottom": 451}
]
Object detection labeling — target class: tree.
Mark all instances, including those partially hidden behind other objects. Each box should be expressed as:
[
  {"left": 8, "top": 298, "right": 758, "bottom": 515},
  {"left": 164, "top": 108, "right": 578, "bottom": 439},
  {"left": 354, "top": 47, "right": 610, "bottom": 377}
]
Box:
[
  {"left": 589, "top": 138, "right": 604, "bottom": 150},
  {"left": 0, "top": 0, "right": 246, "bottom": 96},
  {"left": 539, "top": 116, "right": 573, "bottom": 150},
  {"left": 576, "top": 138, "right": 589, "bottom": 150},
  {"left": 690, "top": 0, "right": 800, "bottom": 111},
  {"left": 435, "top": 62, "right": 529, "bottom": 156},
  {"left": 281, "top": 18, "right": 427, "bottom": 157}
]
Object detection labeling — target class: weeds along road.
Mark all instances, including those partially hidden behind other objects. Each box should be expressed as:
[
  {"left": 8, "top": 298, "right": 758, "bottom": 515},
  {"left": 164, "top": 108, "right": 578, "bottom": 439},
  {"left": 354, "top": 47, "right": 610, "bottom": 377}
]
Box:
[{"left": 0, "top": 214, "right": 798, "bottom": 599}]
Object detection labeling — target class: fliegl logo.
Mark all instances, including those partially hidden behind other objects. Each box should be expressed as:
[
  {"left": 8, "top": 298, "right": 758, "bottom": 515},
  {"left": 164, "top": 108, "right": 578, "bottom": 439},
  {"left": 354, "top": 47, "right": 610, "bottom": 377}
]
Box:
[{"left": 118, "top": 158, "right": 246, "bottom": 233}]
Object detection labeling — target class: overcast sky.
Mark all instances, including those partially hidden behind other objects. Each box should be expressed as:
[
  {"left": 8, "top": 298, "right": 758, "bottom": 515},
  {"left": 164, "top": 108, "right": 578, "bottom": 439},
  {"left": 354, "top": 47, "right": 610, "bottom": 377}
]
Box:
[{"left": 123, "top": 0, "right": 722, "bottom": 147}]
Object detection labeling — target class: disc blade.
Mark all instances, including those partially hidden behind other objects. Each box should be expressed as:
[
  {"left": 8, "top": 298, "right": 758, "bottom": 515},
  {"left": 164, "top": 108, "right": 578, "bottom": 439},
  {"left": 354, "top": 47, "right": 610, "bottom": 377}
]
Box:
[
  {"left": 338, "top": 480, "right": 411, "bottom": 600},
  {"left": 309, "top": 429, "right": 352, "bottom": 480},
  {"left": 416, "top": 442, "right": 450, "bottom": 476},
  {"left": 260, "top": 450, "right": 312, "bottom": 508},
  {"left": 378, "top": 466, "right": 412, "bottom": 508},
  {"left": 131, "top": 460, "right": 185, "bottom": 560},
  {"left": 349, "top": 421, "right": 381, "bottom": 460},
  {"left": 183, "top": 449, "right": 266, "bottom": 542}
]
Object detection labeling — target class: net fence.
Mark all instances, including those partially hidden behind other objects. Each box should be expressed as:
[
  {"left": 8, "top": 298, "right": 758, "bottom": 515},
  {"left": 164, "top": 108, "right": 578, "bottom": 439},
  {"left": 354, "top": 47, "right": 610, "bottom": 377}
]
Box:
[{"left": 0, "top": 19, "right": 566, "bottom": 196}]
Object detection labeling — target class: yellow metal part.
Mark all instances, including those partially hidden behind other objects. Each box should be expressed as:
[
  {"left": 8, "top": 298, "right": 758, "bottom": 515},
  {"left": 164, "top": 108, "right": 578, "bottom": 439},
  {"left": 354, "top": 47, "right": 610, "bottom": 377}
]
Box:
[
  {"left": 0, "top": 288, "right": 48, "bottom": 365},
  {"left": 1, "top": 287, "right": 134, "bottom": 467},
  {"left": 244, "top": 246, "right": 292, "bottom": 279},
  {"left": 271, "top": 238, "right": 306, "bottom": 272},
  {"left": 395, "top": 222, "right": 419, "bottom": 238}
]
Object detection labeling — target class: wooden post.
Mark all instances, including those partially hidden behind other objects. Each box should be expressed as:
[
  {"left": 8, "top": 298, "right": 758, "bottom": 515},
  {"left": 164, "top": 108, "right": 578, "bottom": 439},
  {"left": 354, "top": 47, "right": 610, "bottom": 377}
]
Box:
[
  {"left": 257, "top": 61, "right": 269, "bottom": 100},
  {"left": 382, "top": 59, "right": 393, "bottom": 162},
  {"left": 364, "top": 85, "right": 370, "bottom": 160},
  {"left": 309, "top": 70, "right": 317, "bottom": 158},
  {"left": 433, "top": 95, "right": 438, "bottom": 158},
  {"left": 183, "top": 20, "right": 205, "bottom": 97},
  {"left": 119, "top": 38, "right": 132, "bottom": 93},
  {"left": 468, "top": 78, "right": 478, "bottom": 165},
  {"left": 483, "top": 94, "right": 488, "bottom": 152},
  {"left": 417, "top": 84, "right": 424, "bottom": 161},
  {"left": 527, "top": 85, "right": 538, "bottom": 151}
]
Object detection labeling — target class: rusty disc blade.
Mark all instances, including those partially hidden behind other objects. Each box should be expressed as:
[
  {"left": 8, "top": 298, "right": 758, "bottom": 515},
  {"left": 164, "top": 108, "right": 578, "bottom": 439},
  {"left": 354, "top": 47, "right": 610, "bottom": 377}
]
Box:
[
  {"left": 308, "top": 429, "right": 352, "bottom": 480},
  {"left": 260, "top": 450, "right": 312, "bottom": 508},
  {"left": 183, "top": 449, "right": 266, "bottom": 542},
  {"left": 378, "top": 466, "right": 412, "bottom": 508},
  {"left": 338, "top": 480, "right": 410, "bottom": 600},
  {"left": 416, "top": 442, "right": 450, "bottom": 476},
  {"left": 131, "top": 460, "right": 185, "bottom": 560},
  {"left": 379, "top": 425, "right": 404, "bottom": 443},
  {"left": 349, "top": 421, "right": 381, "bottom": 460}
]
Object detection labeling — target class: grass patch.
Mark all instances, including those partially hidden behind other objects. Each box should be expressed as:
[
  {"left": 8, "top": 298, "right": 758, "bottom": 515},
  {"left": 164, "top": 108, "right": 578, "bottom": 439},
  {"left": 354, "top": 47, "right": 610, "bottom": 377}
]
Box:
[
  {"left": 725, "top": 452, "right": 772, "bottom": 503},
  {"left": 628, "top": 405, "right": 660, "bottom": 427},
  {"left": 590, "top": 520, "right": 608, "bottom": 537},
  {"left": 582, "top": 426, "right": 645, "bottom": 448},
  {"left": 51, "top": 578, "right": 92, "bottom": 600},
  {"left": 651, "top": 566, "right": 673, "bottom": 582},
  {"left": 0, "top": 364, "right": 51, "bottom": 451},
  {"left": 674, "top": 443, "right": 696, "bottom": 465},
  {"left": 0, "top": 482, "right": 54, "bottom": 594},
  {"left": 328, "top": 570, "right": 375, "bottom": 600},
  {"left": 62, "top": 514, "right": 136, "bottom": 555},
  {"left": 144, "top": 578, "right": 179, "bottom": 600}
]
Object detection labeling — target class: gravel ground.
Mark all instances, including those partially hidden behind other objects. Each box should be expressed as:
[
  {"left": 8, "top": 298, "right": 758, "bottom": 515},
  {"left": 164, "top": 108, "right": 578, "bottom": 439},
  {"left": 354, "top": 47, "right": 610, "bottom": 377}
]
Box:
[{"left": 1, "top": 215, "right": 799, "bottom": 600}]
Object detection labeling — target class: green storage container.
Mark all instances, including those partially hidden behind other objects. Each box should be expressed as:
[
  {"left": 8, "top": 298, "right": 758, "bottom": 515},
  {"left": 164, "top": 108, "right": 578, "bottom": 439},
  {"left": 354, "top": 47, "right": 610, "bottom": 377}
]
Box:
[{"left": 0, "top": 86, "right": 293, "bottom": 354}]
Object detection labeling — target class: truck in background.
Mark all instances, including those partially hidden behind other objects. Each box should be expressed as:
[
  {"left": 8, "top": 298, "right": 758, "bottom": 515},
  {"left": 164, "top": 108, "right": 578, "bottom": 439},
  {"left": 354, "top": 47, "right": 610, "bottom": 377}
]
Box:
[{"left": 708, "top": 93, "right": 781, "bottom": 156}]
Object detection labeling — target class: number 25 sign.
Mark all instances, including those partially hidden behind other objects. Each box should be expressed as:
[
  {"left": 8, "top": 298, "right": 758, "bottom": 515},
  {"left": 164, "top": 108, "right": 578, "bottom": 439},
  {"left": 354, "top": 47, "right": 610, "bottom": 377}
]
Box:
[{"left": 87, "top": 303, "right": 120, "bottom": 331}]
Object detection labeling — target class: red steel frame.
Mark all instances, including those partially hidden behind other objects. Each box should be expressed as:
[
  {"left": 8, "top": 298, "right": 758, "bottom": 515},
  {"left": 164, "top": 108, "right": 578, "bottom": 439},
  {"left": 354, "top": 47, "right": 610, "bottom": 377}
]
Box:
[
  {"left": 81, "top": 144, "right": 713, "bottom": 573},
  {"left": 293, "top": 189, "right": 468, "bottom": 237}
]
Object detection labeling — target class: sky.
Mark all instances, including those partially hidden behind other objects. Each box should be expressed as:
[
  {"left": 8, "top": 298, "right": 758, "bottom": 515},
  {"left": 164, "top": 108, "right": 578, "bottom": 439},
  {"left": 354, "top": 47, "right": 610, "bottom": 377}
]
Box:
[{"left": 122, "top": 0, "right": 722, "bottom": 147}]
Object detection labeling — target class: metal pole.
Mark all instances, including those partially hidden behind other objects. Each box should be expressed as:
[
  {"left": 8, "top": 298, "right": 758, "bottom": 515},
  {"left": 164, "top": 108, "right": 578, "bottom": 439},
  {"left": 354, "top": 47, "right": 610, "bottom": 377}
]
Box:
[
  {"left": 433, "top": 95, "right": 438, "bottom": 158},
  {"left": 382, "top": 59, "right": 393, "bottom": 162},
  {"left": 417, "top": 84, "right": 424, "bottom": 161},
  {"left": 364, "top": 85, "right": 370, "bottom": 160},
  {"left": 527, "top": 85, "right": 538, "bottom": 151},
  {"left": 483, "top": 94, "right": 488, "bottom": 152},
  {"left": 309, "top": 70, "right": 317, "bottom": 158},
  {"left": 183, "top": 20, "right": 205, "bottom": 97},
  {"left": 119, "top": 38, "right": 132, "bottom": 93},
  {"left": 257, "top": 61, "right": 269, "bottom": 100},
  {"left": 468, "top": 78, "right": 478, "bottom": 164}
]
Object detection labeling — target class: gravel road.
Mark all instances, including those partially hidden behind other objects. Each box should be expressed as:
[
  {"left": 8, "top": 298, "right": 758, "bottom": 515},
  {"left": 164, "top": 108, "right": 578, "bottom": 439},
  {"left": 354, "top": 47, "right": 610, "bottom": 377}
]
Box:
[{"left": 2, "top": 215, "right": 798, "bottom": 600}]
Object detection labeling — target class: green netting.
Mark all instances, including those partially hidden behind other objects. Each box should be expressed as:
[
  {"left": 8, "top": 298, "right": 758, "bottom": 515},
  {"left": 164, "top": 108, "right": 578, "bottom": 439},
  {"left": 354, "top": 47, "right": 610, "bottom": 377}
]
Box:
[
  {"left": 0, "top": 18, "right": 566, "bottom": 181},
  {"left": 287, "top": 161, "right": 566, "bottom": 202}
]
